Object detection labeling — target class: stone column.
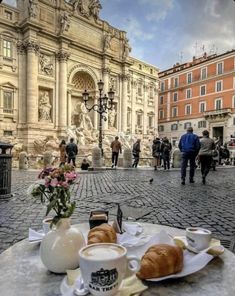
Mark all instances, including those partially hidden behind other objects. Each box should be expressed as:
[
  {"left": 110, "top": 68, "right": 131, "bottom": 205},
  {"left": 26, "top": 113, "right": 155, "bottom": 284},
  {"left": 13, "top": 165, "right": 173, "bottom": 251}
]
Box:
[
  {"left": 102, "top": 67, "right": 110, "bottom": 130},
  {"left": 25, "top": 40, "right": 40, "bottom": 123},
  {"left": 131, "top": 80, "right": 137, "bottom": 134},
  {"left": 56, "top": 50, "right": 70, "bottom": 129},
  {"left": 121, "top": 74, "right": 128, "bottom": 132},
  {"left": 67, "top": 90, "right": 72, "bottom": 126},
  {"left": 143, "top": 82, "right": 148, "bottom": 135}
]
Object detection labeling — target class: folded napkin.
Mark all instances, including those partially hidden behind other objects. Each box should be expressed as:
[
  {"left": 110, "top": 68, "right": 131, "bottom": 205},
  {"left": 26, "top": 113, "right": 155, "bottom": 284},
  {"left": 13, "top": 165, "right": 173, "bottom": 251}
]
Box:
[
  {"left": 122, "top": 222, "right": 143, "bottom": 235},
  {"left": 117, "top": 232, "right": 152, "bottom": 248},
  {"left": 62, "top": 269, "right": 148, "bottom": 296},
  {"left": 28, "top": 228, "right": 45, "bottom": 242}
]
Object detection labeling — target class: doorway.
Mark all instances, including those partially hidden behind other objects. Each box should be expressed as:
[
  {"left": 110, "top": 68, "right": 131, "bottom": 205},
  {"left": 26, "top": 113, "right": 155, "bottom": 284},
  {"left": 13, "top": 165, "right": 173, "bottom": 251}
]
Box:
[{"left": 213, "top": 126, "right": 223, "bottom": 141}]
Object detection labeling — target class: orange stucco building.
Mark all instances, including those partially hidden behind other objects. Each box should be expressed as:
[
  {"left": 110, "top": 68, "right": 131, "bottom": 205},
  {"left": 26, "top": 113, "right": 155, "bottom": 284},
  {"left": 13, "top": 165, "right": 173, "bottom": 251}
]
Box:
[{"left": 158, "top": 50, "right": 235, "bottom": 145}]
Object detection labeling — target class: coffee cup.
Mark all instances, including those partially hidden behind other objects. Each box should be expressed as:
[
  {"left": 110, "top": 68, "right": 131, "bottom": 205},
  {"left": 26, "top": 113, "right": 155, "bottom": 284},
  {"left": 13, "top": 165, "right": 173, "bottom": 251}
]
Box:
[
  {"left": 42, "top": 217, "right": 53, "bottom": 234},
  {"left": 79, "top": 243, "right": 140, "bottom": 296},
  {"left": 186, "top": 227, "right": 212, "bottom": 251}
]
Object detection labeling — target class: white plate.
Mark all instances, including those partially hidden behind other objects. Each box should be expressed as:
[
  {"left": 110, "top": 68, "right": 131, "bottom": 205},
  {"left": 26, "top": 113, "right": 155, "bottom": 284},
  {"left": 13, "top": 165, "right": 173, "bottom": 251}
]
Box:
[{"left": 125, "top": 230, "right": 223, "bottom": 282}]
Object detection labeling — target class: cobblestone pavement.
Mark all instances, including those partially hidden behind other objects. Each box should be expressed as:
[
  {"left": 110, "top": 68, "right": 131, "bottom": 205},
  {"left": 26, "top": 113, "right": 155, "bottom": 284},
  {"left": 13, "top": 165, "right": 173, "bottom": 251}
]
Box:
[{"left": 0, "top": 167, "right": 235, "bottom": 254}]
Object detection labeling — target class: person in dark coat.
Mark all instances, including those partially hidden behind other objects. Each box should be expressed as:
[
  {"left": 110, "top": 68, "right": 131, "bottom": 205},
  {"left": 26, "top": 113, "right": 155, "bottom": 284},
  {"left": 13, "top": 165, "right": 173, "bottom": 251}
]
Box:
[
  {"left": 81, "top": 158, "right": 90, "bottom": 170},
  {"left": 66, "top": 138, "right": 78, "bottom": 167},
  {"left": 132, "top": 139, "right": 141, "bottom": 168},
  {"left": 160, "top": 137, "right": 172, "bottom": 170},
  {"left": 179, "top": 127, "right": 200, "bottom": 185},
  {"left": 152, "top": 138, "right": 161, "bottom": 170}
]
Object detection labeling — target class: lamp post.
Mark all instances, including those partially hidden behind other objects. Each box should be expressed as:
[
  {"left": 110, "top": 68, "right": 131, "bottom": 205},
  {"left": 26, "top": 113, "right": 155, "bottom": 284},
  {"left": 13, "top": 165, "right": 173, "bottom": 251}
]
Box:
[{"left": 82, "top": 80, "right": 115, "bottom": 156}]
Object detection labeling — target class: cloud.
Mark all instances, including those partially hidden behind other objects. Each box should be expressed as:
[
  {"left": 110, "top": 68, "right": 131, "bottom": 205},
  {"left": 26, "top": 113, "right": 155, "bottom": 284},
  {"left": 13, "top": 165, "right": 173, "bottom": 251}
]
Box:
[
  {"left": 138, "top": 0, "right": 175, "bottom": 22},
  {"left": 124, "top": 17, "right": 155, "bottom": 42}
]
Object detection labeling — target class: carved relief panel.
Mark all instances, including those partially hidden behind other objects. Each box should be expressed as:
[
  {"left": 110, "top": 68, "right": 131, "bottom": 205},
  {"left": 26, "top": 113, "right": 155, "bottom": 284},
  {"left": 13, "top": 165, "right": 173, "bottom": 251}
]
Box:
[{"left": 39, "top": 54, "right": 54, "bottom": 76}]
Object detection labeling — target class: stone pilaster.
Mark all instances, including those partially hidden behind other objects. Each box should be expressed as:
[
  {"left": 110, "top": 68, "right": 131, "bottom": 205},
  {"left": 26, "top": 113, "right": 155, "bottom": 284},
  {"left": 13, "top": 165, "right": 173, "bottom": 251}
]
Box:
[
  {"left": 67, "top": 90, "right": 72, "bottom": 126},
  {"left": 25, "top": 40, "right": 40, "bottom": 124},
  {"left": 131, "top": 80, "right": 137, "bottom": 134},
  {"left": 17, "top": 41, "right": 27, "bottom": 124},
  {"left": 102, "top": 67, "right": 110, "bottom": 130},
  {"left": 143, "top": 83, "right": 148, "bottom": 135},
  {"left": 56, "top": 50, "right": 70, "bottom": 129},
  {"left": 121, "top": 74, "right": 128, "bottom": 132}
]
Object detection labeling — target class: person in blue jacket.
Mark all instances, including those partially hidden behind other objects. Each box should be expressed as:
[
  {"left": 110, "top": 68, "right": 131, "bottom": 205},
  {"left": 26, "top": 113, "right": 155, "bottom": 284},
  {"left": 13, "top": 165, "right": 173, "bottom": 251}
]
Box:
[{"left": 179, "top": 127, "right": 200, "bottom": 185}]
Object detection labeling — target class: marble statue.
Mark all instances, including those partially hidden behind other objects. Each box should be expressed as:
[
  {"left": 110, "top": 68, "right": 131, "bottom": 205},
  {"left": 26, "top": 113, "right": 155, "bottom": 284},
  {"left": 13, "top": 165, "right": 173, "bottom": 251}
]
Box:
[
  {"left": 89, "top": 0, "right": 102, "bottom": 21},
  {"left": 75, "top": 127, "right": 86, "bottom": 146},
  {"left": 70, "top": 0, "right": 89, "bottom": 18},
  {"left": 123, "top": 38, "right": 131, "bottom": 60},
  {"left": 103, "top": 32, "right": 113, "bottom": 51},
  {"left": 38, "top": 92, "right": 52, "bottom": 122},
  {"left": 29, "top": 0, "right": 37, "bottom": 18},
  {"left": 60, "top": 11, "right": 71, "bottom": 33},
  {"left": 79, "top": 102, "right": 93, "bottom": 130},
  {"left": 66, "top": 126, "right": 77, "bottom": 144},
  {"left": 108, "top": 108, "right": 116, "bottom": 128}
]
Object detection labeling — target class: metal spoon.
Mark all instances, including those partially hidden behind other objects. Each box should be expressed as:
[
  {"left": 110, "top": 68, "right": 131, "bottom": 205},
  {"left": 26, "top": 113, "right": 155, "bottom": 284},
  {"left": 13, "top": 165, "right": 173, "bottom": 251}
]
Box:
[{"left": 73, "top": 277, "right": 89, "bottom": 296}]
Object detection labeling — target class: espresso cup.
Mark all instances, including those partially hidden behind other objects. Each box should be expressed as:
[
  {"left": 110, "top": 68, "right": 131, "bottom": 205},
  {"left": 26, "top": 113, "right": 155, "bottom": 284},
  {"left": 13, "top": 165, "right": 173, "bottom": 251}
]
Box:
[
  {"left": 79, "top": 243, "right": 140, "bottom": 296},
  {"left": 186, "top": 227, "right": 212, "bottom": 251}
]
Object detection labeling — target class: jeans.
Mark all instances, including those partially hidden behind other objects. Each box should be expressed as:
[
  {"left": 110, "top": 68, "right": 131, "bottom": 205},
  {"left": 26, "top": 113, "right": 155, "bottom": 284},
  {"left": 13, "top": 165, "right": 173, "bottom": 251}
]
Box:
[
  {"left": 112, "top": 152, "right": 119, "bottom": 166},
  {"left": 162, "top": 154, "right": 170, "bottom": 170},
  {"left": 181, "top": 152, "right": 197, "bottom": 180},
  {"left": 200, "top": 155, "right": 212, "bottom": 178},
  {"left": 132, "top": 154, "right": 139, "bottom": 168},
  {"left": 67, "top": 157, "right": 76, "bottom": 167}
]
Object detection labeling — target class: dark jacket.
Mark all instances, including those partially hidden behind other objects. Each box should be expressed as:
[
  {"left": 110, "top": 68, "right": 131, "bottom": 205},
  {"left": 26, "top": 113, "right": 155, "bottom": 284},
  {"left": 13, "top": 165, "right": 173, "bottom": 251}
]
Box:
[
  {"left": 161, "top": 141, "right": 172, "bottom": 156},
  {"left": 179, "top": 132, "right": 200, "bottom": 153},
  {"left": 152, "top": 140, "right": 161, "bottom": 157},
  {"left": 66, "top": 142, "right": 78, "bottom": 158},
  {"left": 132, "top": 142, "right": 141, "bottom": 156}
]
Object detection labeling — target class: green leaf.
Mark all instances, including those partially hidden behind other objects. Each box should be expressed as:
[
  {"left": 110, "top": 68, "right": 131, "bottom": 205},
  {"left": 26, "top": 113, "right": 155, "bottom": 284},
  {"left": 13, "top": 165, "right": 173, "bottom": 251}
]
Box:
[{"left": 46, "top": 199, "right": 58, "bottom": 216}]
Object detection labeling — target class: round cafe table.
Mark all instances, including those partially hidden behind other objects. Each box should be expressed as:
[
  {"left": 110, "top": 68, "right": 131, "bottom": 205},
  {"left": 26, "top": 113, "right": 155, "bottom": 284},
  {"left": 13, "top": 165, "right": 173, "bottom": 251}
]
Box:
[{"left": 0, "top": 222, "right": 235, "bottom": 296}]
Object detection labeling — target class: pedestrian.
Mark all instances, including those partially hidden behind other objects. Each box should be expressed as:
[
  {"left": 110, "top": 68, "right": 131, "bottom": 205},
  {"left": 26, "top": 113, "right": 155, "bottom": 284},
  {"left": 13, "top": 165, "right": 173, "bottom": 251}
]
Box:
[
  {"left": 81, "top": 158, "right": 90, "bottom": 170},
  {"left": 198, "top": 130, "right": 215, "bottom": 184},
  {"left": 59, "top": 139, "right": 67, "bottom": 167},
  {"left": 152, "top": 137, "right": 161, "bottom": 170},
  {"left": 110, "top": 136, "right": 122, "bottom": 168},
  {"left": 66, "top": 138, "right": 78, "bottom": 167},
  {"left": 132, "top": 139, "right": 141, "bottom": 168},
  {"left": 161, "top": 137, "right": 172, "bottom": 170},
  {"left": 179, "top": 127, "right": 200, "bottom": 185}
]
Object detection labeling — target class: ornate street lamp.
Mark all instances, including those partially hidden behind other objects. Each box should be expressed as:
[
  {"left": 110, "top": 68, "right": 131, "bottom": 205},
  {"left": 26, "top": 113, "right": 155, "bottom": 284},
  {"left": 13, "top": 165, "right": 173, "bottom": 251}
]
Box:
[{"left": 82, "top": 80, "right": 115, "bottom": 156}]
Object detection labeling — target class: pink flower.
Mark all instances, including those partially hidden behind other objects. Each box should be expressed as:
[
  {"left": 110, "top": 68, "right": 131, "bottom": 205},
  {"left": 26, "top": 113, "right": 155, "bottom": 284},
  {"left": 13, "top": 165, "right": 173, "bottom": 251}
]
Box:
[
  {"left": 60, "top": 181, "right": 69, "bottom": 189},
  {"left": 50, "top": 179, "right": 59, "bottom": 187},
  {"left": 64, "top": 172, "right": 77, "bottom": 182}
]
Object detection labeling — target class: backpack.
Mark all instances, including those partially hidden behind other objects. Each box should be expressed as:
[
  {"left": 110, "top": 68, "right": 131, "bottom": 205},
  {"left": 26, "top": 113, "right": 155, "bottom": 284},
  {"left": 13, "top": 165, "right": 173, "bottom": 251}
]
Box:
[{"left": 163, "top": 143, "right": 171, "bottom": 154}]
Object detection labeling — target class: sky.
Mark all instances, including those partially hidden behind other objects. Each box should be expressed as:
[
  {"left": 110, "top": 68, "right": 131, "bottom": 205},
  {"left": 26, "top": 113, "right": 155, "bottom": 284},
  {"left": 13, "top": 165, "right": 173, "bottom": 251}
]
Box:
[{"left": 3, "top": 0, "right": 235, "bottom": 71}]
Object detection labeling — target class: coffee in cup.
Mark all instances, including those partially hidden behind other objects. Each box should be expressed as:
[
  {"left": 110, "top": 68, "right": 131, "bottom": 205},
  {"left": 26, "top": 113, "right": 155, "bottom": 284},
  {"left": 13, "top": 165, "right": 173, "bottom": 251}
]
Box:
[
  {"left": 186, "top": 227, "right": 212, "bottom": 251},
  {"left": 79, "top": 243, "right": 140, "bottom": 296}
]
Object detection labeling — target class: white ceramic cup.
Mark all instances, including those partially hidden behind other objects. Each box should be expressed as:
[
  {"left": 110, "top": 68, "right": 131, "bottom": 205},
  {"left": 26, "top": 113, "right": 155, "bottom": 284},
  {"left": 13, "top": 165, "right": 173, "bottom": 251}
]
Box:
[
  {"left": 79, "top": 243, "right": 140, "bottom": 296},
  {"left": 186, "top": 227, "right": 212, "bottom": 251},
  {"left": 42, "top": 217, "right": 53, "bottom": 234}
]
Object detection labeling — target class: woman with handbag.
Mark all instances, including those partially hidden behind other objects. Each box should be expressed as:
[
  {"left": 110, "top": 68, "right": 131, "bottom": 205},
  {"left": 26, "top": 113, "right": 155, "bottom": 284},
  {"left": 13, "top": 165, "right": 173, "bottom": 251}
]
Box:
[{"left": 198, "top": 130, "right": 216, "bottom": 184}]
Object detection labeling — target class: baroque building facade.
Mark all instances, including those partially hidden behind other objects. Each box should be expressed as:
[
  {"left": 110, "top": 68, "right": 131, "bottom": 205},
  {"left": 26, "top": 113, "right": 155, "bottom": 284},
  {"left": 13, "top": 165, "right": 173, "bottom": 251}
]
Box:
[
  {"left": 0, "top": 0, "right": 159, "bottom": 154},
  {"left": 158, "top": 50, "right": 235, "bottom": 146}
]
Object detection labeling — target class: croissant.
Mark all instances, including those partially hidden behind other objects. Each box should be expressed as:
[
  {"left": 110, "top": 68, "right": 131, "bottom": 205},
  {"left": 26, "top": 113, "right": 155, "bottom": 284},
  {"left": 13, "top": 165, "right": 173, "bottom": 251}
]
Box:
[
  {"left": 87, "top": 223, "right": 117, "bottom": 245},
  {"left": 136, "top": 244, "right": 183, "bottom": 279}
]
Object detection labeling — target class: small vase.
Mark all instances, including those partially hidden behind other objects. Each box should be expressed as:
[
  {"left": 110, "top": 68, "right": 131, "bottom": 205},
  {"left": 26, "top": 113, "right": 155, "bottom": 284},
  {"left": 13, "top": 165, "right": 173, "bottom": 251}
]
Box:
[{"left": 40, "top": 218, "right": 85, "bottom": 273}]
